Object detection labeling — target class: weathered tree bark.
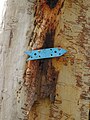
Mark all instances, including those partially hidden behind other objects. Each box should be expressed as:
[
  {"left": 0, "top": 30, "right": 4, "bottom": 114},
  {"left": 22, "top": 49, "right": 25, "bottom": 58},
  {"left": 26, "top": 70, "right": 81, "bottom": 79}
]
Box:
[{"left": 0, "top": 0, "right": 90, "bottom": 120}]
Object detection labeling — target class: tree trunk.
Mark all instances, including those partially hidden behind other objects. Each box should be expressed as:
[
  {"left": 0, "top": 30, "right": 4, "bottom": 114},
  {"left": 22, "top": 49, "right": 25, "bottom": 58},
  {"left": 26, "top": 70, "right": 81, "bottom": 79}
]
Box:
[{"left": 0, "top": 0, "right": 89, "bottom": 120}]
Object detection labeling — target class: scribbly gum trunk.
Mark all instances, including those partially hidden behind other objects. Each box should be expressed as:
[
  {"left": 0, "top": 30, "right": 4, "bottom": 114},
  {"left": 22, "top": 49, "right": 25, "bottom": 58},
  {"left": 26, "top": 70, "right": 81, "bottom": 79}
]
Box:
[{"left": 0, "top": 0, "right": 90, "bottom": 120}]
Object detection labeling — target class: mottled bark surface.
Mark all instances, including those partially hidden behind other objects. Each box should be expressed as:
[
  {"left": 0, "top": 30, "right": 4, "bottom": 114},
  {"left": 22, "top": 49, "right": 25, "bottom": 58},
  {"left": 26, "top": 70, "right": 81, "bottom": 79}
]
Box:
[{"left": 0, "top": 0, "right": 89, "bottom": 120}]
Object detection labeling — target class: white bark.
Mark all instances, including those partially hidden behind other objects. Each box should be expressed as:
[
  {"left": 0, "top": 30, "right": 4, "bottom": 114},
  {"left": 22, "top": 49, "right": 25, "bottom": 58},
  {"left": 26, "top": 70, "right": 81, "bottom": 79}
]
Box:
[{"left": 0, "top": 0, "right": 35, "bottom": 120}]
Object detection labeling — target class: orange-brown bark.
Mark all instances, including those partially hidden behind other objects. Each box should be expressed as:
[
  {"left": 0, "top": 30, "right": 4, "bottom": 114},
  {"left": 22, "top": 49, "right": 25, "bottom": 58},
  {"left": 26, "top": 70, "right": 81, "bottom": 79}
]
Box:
[{"left": 24, "top": 0, "right": 65, "bottom": 113}]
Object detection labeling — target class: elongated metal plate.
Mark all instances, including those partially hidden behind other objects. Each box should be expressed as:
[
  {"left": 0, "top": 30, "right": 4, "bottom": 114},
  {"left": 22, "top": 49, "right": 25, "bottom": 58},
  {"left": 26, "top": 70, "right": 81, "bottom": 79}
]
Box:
[{"left": 25, "top": 48, "right": 67, "bottom": 61}]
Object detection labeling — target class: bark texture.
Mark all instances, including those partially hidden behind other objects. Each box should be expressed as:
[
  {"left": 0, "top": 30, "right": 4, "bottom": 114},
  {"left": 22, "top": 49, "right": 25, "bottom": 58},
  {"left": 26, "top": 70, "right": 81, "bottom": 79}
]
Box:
[{"left": 0, "top": 0, "right": 90, "bottom": 120}]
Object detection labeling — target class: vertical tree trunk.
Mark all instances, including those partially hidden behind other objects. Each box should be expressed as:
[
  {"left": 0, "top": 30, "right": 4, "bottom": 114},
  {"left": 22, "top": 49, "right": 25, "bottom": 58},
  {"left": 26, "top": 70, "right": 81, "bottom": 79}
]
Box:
[{"left": 0, "top": 0, "right": 89, "bottom": 120}]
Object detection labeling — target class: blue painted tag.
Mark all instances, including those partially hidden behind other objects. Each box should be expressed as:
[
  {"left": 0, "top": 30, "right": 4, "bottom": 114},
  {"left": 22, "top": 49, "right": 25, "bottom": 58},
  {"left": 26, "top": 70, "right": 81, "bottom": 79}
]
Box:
[{"left": 25, "top": 48, "right": 67, "bottom": 61}]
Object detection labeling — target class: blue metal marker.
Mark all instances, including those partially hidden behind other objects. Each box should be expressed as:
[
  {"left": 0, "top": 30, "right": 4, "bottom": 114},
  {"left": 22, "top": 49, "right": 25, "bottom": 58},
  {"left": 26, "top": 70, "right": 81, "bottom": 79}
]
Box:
[{"left": 25, "top": 48, "right": 67, "bottom": 61}]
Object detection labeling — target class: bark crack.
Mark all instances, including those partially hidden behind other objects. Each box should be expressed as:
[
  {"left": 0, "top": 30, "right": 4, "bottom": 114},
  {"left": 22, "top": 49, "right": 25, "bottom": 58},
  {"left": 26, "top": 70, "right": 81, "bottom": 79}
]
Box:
[{"left": 9, "top": 29, "right": 13, "bottom": 47}]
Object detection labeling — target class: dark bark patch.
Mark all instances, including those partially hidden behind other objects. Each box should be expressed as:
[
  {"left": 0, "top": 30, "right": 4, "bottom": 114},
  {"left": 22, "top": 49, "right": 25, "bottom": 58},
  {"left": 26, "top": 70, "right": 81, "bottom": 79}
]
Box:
[
  {"left": 38, "top": 30, "right": 58, "bottom": 102},
  {"left": 46, "top": 0, "right": 59, "bottom": 9}
]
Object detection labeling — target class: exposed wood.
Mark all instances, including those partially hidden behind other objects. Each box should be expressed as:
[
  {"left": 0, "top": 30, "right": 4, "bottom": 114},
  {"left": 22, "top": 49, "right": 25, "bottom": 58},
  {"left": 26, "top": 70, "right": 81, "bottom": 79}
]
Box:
[{"left": 24, "top": 0, "right": 65, "bottom": 115}]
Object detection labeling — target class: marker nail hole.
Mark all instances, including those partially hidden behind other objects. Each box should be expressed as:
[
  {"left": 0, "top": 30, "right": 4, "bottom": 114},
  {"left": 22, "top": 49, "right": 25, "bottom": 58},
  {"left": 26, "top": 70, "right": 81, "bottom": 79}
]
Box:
[
  {"left": 34, "top": 53, "right": 37, "bottom": 55},
  {"left": 54, "top": 51, "right": 57, "bottom": 53},
  {"left": 51, "top": 54, "right": 53, "bottom": 56}
]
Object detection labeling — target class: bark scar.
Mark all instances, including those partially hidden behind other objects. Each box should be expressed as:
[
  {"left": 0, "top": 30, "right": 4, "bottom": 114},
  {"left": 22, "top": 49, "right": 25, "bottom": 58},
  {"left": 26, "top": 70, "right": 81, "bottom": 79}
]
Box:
[{"left": 24, "top": 0, "right": 65, "bottom": 112}]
